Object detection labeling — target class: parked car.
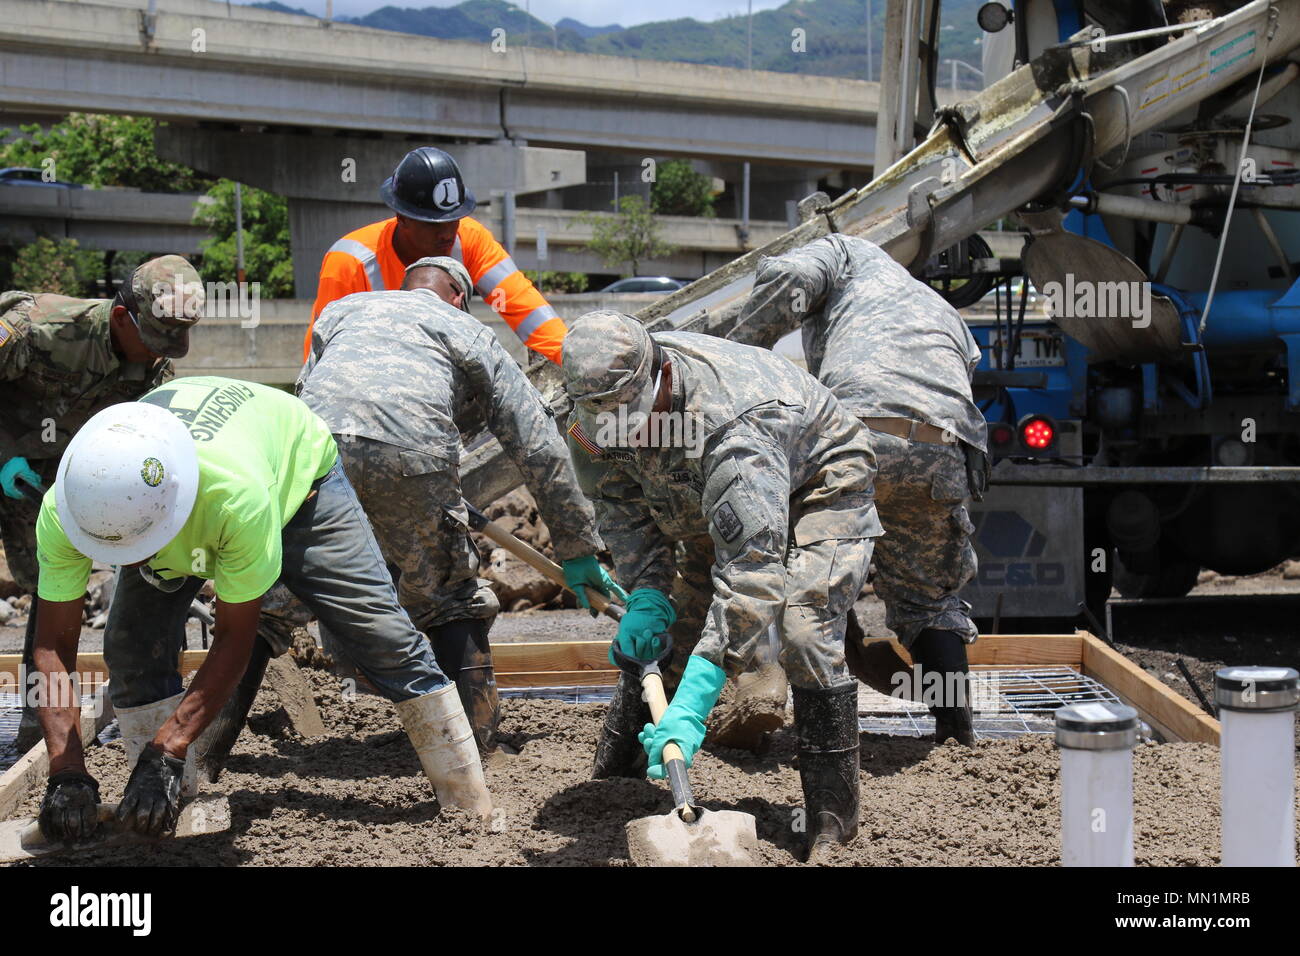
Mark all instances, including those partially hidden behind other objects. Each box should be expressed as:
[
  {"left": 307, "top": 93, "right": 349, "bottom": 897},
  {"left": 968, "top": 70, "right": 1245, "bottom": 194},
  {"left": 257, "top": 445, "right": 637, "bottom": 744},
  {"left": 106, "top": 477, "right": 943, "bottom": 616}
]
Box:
[
  {"left": 0, "top": 166, "right": 83, "bottom": 189},
  {"left": 601, "top": 276, "right": 684, "bottom": 294}
]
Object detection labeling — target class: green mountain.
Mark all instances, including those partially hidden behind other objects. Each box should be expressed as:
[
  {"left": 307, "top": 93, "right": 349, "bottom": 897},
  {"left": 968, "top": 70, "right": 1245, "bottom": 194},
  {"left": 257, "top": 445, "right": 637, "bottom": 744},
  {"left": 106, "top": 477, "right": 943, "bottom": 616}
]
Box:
[
  {"left": 554, "top": 16, "right": 622, "bottom": 39},
  {"left": 251, "top": 0, "right": 987, "bottom": 84}
]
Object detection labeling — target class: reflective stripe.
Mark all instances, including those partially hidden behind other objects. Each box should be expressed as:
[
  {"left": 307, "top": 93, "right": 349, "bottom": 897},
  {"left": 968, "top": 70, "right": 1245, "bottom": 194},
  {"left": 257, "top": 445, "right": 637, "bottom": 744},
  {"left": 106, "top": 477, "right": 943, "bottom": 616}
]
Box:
[
  {"left": 515, "top": 304, "right": 559, "bottom": 341},
  {"left": 328, "top": 238, "right": 385, "bottom": 291},
  {"left": 476, "top": 256, "right": 518, "bottom": 295}
]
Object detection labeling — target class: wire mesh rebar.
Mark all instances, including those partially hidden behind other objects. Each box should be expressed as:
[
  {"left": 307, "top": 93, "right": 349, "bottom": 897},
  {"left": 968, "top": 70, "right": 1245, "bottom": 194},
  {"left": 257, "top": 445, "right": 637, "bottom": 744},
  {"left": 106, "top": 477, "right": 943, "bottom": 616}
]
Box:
[{"left": 856, "top": 666, "right": 1120, "bottom": 739}]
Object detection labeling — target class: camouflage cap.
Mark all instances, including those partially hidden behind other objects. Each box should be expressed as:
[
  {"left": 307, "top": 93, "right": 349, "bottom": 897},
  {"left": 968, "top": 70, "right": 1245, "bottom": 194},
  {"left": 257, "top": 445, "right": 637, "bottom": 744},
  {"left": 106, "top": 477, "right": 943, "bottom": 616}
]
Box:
[
  {"left": 406, "top": 255, "right": 473, "bottom": 306},
  {"left": 122, "top": 255, "right": 204, "bottom": 359},
  {"left": 562, "top": 310, "right": 660, "bottom": 446}
]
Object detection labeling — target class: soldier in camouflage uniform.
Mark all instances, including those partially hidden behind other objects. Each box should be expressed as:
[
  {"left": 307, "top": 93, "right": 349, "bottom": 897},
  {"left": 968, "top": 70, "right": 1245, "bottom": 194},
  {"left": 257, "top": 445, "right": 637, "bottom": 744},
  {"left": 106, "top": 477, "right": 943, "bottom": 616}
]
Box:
[
  {"left": 0, "top": 255, "right": 204, "bottom": 752},
  {"left": 736, "top": 233, "right": 989, "bottom": 744},
  {"left": 563, "top": 310, "right": 881, "bottom": 862},
  {"left": 297, "top": 257, "right": 616, "bottom": 753}
]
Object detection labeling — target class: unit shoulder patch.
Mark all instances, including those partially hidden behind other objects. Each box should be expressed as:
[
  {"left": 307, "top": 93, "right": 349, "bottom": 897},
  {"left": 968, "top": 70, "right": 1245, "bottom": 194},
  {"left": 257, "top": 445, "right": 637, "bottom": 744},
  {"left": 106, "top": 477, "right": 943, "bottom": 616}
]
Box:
[{"left": 712, "top": 500, "right": 744, "bottom": 542}]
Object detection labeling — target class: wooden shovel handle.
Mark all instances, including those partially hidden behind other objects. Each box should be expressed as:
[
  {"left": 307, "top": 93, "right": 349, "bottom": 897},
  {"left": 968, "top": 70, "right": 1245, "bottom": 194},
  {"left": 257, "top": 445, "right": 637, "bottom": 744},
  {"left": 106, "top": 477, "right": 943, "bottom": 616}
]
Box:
[
  {"left": 641, "top": 671, "right": 687, "bottom": 766},
  {"left": 473, "top": 513, "right": 622, "bottom": 619}
]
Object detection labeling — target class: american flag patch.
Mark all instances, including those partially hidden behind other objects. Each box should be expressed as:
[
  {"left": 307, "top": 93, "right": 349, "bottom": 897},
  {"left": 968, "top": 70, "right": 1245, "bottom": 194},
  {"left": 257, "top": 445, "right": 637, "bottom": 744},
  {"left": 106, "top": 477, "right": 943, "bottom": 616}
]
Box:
[
  {"left": 0, "top": 319, "right": 11, "bottom": 348},
  {"left": 568, "top": 420, "right": 603, "bottom": 457}
]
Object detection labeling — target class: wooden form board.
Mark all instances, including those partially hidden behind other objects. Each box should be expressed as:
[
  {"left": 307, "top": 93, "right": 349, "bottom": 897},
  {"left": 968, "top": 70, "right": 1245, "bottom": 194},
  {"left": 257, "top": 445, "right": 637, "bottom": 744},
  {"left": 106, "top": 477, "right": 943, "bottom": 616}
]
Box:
[
  {"left": 0, "top": 684, "right": 113, "bottom": 821},
  {"left": 1077, "top": 631, "right": 1220, "bottom": 746},
  {"left": 0, "top": 651, "right": 206, "bottom": 692},
  {"left": 878, "top": 634, "right": 1084, "bottom": 670},
  {"left": 0, "top": 632, "right": 1220, "bottom": 745}
]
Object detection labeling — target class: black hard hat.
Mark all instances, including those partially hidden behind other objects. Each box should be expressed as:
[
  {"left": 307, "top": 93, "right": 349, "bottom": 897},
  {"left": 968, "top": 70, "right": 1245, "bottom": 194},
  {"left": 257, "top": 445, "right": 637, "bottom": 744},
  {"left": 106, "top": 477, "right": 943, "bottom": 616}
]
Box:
[{"left": 379, "top": 147, "right": 476, "bottom": 222}]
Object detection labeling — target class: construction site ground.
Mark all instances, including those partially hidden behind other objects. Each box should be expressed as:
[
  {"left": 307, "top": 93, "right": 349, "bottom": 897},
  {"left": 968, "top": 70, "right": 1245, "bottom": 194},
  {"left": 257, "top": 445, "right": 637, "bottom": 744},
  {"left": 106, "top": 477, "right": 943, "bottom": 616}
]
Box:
[{"left": 3, "top": 569, "right": 1298, "bottom": 866}]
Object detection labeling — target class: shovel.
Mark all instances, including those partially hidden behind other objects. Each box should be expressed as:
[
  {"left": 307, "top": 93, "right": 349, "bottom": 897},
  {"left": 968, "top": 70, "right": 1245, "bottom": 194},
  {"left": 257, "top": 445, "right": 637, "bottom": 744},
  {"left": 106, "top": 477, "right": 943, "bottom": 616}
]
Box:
[
  {"left": 611, "top": 639, "right": 758, "bottom": 867},
  {"left": 465, "top": 502, "right": 757, "bottom": 865},
  {"left": 0, "top": 794, "right": 231, "bottom": 863},
  {"left": 464, "top": 501, "right": 625, "bottom": 623}
]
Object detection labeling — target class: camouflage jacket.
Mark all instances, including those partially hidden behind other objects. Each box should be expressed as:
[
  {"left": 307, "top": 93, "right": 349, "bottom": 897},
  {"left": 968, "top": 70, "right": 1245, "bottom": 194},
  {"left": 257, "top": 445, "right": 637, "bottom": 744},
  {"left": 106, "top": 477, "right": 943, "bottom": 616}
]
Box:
[
  {"left": 735, "top": 234, "right": 988, "bottom": 451},
  {"left": 572, "top": 332, "right": 881, "bottom": 672},
  {"left": 298, "top": 288, "right": 602, "bottom": 560},
  {"left": 0, "top": 292, "right": 173, "bottom": 463}
]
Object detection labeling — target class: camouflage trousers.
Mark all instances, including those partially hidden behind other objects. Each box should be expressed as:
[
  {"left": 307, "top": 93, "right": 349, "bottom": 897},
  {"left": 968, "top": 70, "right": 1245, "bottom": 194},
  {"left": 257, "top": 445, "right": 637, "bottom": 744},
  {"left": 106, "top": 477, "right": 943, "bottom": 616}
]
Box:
[
  {"left": 868, "top": 430, "right": 979, "bottom": 648},
  {"left": 665, "top": 526, "right": 874, "bottom": 693},
  {"left": 335, "top": 436, "right": 499, "bottom": 631}
]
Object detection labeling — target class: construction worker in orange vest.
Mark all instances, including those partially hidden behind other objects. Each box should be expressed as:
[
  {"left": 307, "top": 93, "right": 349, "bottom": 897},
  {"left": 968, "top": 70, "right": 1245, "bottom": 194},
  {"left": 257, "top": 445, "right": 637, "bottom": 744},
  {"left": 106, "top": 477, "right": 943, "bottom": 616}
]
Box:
[{"left": 304, "top": 146, "right": 566, "bottom": 364}]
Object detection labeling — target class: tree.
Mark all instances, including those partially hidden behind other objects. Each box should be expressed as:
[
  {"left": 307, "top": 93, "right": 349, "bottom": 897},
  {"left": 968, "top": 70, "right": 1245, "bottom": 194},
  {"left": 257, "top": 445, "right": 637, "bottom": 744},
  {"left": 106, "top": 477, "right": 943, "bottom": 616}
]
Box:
[
  {"left": 0, "top": 114, "right": 210, "bottom": 193},
  {"left": 580, "top": 195, "right": 675, "bottom": 277},
  {"left": 12, "top": 238, "right": 103, "bottom": 296},
  {"left": 651, "top": 159, "right": 716, "bottom": 217},
  {"left": 192, "top": 181, "right": 295, "bottom": 298},
  {"left": 523, "top": 270, "right": 589, "bottom": 293}
]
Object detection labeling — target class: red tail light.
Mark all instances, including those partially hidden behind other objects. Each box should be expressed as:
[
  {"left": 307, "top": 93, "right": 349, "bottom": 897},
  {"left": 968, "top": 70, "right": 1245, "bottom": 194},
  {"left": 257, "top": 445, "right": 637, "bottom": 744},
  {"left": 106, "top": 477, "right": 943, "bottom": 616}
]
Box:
[
  {"left": 1019, "top": 415, "right": 1056, "bottom": 451},
  {"left": 989, "top": 424, "right": 1016, "bottom": 452}
]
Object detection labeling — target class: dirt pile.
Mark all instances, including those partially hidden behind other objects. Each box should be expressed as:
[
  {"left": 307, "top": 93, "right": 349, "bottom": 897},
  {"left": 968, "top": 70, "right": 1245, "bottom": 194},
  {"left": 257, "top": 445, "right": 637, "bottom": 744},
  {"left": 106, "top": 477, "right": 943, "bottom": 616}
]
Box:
[{"left": 9, "top": 663, "right": 1290, "bottom": 867}]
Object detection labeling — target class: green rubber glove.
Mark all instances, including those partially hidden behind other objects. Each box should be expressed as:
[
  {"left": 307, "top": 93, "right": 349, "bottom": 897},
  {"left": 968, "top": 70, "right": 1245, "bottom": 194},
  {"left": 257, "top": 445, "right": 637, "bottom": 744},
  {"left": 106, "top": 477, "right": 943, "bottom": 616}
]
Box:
[
  {"left": 609, "top": 587, "right": 676, "bottom": 664},
  {"left": 561, "top": 555, "right": 628, "bottom": 617},
  {"left": 639, "top": 655, "right": 726, "bottom": 779},
  {"left": 0, "top": 456, "right": 42, "bottom": 500}
]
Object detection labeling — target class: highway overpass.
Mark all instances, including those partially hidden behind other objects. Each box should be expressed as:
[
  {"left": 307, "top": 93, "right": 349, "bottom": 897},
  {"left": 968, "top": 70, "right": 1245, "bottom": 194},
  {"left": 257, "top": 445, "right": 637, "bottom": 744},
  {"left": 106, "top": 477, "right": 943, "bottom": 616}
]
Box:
[
  {"left": 1, "top": 0, "right": 880, "bottom": 165},
  {"left": 0, "top": 0, "right": 907, "bottom": 295}
]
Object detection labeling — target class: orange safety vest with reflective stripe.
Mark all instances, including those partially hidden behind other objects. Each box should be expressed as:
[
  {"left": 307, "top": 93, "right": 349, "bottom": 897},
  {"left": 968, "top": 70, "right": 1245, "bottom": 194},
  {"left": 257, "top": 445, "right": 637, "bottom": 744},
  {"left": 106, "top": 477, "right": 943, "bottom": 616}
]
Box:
[{"left": 305, "top": 216, "right": 566, "bottom": 364}]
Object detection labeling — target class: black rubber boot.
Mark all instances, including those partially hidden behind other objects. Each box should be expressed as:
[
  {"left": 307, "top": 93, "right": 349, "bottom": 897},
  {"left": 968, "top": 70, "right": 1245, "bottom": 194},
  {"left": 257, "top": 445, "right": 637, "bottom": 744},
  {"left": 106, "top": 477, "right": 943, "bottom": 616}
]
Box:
[
  {"left": 193, "top": 636, "right": 274, "bottom": 783},
  {"left": 430, "top": 618, "right": 500, "bottom": 754},
  {"left": 15, "top": 605, "right": 42, "bottom": 754},
  {"left": 591, "top": 671, "right": 650, "bottom": 779},
  {"left": 792, "top": 683, "right": 860, "bottom": 864},
  {"left": 911, "top": 628, "right": 974, "bottom": 746}
]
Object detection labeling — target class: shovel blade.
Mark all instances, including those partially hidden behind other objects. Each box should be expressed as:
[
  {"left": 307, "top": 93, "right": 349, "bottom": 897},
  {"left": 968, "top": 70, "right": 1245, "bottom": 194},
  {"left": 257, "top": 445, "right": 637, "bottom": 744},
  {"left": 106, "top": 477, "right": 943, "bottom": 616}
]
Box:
[
  {"left": 0, "top": 794, "right": 231, "bottom": 863},
  {"left": 626, "top": 808, "right": 758, "bottom": 867}
]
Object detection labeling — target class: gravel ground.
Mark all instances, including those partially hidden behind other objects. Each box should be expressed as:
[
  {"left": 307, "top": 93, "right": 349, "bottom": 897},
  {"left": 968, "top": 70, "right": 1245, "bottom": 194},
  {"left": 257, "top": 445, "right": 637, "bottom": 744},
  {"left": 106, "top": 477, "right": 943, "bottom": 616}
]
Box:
[{"left": 9, "top": 666, "right": 1293, "bottom": 867}]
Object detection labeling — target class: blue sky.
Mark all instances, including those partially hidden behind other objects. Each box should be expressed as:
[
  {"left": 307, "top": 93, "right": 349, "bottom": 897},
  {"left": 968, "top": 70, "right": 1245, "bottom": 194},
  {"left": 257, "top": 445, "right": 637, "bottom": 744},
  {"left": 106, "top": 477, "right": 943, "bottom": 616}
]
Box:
[{"left": 283, "top": 0, "right": 790, "bottom": 27}]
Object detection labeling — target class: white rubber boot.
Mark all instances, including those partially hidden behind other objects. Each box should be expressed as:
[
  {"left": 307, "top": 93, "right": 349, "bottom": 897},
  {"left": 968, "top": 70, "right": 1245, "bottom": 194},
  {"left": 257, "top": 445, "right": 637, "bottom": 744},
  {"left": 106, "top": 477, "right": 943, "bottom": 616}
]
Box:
[
  {"left": 395, "top": 684, "right": 493, "bottom": 822},
  {"left": 114, "top": 692, "right": 199, "bottom": 797}
]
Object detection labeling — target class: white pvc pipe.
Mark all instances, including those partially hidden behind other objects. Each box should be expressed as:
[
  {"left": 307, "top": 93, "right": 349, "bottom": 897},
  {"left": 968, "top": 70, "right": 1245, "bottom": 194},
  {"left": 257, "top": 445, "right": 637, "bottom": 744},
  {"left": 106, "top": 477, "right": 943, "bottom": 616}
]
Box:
[
  {"left": 1088, "top": 192, "right": 1195, "bottom": 225},
  {"left": 1221, "top": 707, "right": 1296, "bottom": 867},
  {"left": 1060, "top": 746, "right": 1135, "bottom": 867}
]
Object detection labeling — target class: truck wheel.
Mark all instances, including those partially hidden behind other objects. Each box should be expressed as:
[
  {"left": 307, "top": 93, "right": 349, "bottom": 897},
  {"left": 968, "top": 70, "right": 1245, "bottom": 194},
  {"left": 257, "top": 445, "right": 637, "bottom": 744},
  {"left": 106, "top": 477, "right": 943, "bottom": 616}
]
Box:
[{"left": 1113, "top": 552, "right": 1200, "bottom": 599}]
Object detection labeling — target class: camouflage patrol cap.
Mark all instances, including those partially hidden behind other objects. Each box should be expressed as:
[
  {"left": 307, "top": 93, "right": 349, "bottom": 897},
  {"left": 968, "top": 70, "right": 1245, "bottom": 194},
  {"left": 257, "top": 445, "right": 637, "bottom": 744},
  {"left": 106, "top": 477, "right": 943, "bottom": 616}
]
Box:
[
  {"left": 405, "top": 255, "right": 473, "bottom": 306},
  {"left": 121, "top": 255, "right": 204, "bottom": 359},
  {"left": 562, "top": 311, "right": 660, "bottom": 446}
]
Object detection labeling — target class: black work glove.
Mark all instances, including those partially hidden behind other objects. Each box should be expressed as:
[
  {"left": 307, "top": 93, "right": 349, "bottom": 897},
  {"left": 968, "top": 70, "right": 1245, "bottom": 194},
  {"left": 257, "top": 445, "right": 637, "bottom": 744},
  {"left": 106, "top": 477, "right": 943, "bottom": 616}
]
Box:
[
  {"left": 39, "top": 769, "right": 102, "bottom": 843},
  {"left": 117, "top": 744, "right": 185, "bottom": 837}
]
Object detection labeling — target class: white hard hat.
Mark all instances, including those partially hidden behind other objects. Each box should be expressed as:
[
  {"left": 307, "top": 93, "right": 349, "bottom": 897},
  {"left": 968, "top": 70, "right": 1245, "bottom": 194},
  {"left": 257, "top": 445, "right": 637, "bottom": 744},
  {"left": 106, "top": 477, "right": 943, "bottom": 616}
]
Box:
[{"left": 55, "top": 402, "right": 199, "bottom": 565}]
